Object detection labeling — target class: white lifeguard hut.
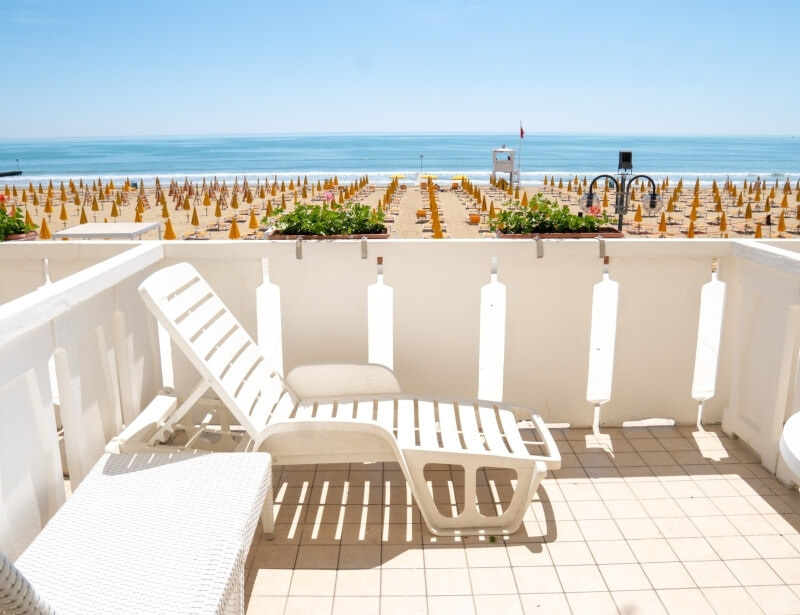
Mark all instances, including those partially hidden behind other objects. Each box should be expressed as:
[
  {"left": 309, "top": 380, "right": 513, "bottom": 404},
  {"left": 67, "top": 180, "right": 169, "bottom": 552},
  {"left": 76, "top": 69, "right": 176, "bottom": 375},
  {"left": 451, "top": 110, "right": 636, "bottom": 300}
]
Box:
[{"left": 491, "top": 146, "right": 517, "bottom": 185}]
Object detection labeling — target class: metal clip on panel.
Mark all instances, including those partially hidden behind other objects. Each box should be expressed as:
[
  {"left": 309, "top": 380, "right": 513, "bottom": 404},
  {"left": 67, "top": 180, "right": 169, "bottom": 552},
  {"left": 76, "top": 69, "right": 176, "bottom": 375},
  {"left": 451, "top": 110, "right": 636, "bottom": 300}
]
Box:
[{"left": 295, "top": 237, "right": 303, "bottom": 259}]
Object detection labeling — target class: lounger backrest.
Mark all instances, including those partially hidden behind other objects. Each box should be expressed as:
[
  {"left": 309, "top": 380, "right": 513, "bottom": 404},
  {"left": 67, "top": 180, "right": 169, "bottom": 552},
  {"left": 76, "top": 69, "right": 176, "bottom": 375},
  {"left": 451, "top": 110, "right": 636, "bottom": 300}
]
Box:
[{"left": 139, "top": 263, "right": 296, "bottom": 438}]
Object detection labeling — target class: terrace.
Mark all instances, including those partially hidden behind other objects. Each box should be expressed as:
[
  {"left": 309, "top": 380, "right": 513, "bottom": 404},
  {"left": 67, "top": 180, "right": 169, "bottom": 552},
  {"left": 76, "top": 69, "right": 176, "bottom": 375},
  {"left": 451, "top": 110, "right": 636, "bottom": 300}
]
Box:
[{"left": 1, "top": 238, "right": 799, "bottom": 614}]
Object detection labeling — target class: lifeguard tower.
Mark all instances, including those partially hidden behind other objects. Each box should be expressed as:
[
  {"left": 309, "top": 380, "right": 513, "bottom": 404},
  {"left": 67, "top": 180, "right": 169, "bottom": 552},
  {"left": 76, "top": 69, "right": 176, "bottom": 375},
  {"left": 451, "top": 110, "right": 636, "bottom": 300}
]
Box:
[{"left": 491, "top": 146, "right": 517, "bottom": 185}]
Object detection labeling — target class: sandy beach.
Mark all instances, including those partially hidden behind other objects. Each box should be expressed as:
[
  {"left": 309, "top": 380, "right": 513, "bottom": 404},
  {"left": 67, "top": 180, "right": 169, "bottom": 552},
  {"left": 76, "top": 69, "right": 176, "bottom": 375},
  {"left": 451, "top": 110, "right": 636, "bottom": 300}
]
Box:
[{"left": 3, "top": 174, "right": 799, "bottom": 241}]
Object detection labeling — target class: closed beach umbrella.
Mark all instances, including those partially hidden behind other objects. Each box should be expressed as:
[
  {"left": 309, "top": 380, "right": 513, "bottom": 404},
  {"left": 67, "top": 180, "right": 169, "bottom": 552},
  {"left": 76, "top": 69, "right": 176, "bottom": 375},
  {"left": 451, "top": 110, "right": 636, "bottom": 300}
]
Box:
[
  {"left": 59, "top": 202, "right": 69, "bottom": 227},
  {"left": 745, "top": 203, "right": 753, "bottom": 219},
  {"left": 658, "top": 212, "right": 667, "bottom": 234},
  {"left": 39, "top": 218, "right": 52, "bottom": 240},
  {"left": 634, "top": 204, "right": 643, "bottom": 223},
  {"left": 779, "top": 211, "right": 786, "bottom": 235},
  {"left": 720, "top": 212, "right": 727, "bottom": 233},
  {"left": 687, "top": 221, "right": 695, "bottom": 238},
  {"left": 80, "top": 207, "right": 88, "bottom": 225},
  {"left": 134, "top": 209, "right": 142, "bottom": 223},
  {"left": 110, "top": 201, "right": 119, "bottom": 221},
  {"left": 228, "top": 217, "right": 241, "bottom": 240},
  {"left": 214, "top": 200, "right": 222, "bottom": 226},
  {"left": 248, "top": 209, "right": 258, "bottom": 230},
  {"left": 191, "top": 206, "right": 200, "bottom": 229},
  {"left": 755, "top": 223, "right": 763, "bottom": 238},
  {"left": 163, "top": 218, "right": 177, "bottom": 240}
]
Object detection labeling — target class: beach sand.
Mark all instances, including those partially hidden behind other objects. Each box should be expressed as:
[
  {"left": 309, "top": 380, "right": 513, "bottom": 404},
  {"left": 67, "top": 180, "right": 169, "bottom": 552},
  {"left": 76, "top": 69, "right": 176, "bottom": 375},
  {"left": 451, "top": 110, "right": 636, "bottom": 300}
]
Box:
[{"left": 5, "top": 175, "right": 799, "bottom": 241}]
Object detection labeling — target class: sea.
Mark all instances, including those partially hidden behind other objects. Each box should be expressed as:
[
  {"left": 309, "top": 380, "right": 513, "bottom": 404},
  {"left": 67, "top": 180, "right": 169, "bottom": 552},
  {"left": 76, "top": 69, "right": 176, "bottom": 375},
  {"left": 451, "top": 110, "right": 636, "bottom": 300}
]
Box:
[{"left": 0, "top": 133, "right": 798, "bottom": 187}]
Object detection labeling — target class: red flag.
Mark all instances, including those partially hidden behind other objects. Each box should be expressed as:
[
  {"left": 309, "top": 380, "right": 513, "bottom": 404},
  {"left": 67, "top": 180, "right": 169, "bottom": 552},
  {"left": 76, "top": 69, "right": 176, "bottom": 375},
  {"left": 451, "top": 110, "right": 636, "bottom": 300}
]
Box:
[{"left": 520, "top": 125, "right": 524, "bottom": 139}]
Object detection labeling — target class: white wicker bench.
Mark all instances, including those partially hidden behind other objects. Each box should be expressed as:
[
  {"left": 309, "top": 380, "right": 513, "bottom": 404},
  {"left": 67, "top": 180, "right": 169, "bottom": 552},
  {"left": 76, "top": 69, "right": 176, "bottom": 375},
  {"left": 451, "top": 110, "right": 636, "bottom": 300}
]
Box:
[{"left": 1, "top": 452, "right": 273, "bottom": 615}]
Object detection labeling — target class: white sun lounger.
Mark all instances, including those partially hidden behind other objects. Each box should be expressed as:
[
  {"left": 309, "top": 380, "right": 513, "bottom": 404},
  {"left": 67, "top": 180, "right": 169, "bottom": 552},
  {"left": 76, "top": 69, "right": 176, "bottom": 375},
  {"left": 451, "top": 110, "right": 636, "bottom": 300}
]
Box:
[
  {"left": 1, "top": 452, "right": 273, "bottom": 615},
  {"left": 111, "top": 262, "right": 560, "bottom": 536}
]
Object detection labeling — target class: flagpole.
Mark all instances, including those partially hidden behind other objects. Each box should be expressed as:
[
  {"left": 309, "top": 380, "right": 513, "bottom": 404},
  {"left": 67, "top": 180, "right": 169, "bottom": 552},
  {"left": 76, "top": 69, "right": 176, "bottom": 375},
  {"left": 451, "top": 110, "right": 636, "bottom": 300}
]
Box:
[{"left": 517, "top": 121, "right": 523, "bottom": 191}]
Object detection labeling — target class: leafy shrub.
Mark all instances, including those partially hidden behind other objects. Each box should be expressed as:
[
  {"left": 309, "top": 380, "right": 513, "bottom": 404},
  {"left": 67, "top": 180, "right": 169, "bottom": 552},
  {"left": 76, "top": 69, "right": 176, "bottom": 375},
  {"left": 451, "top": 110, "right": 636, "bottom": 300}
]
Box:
[
  {"left": 0, "top": 207, "right": 37, "bottom": 241},
  {"left": 489, "top": 193, "right": 612, "bottom": 234},
  {"left": 269, "top": 202, "right": 386, "bottom": 236}
]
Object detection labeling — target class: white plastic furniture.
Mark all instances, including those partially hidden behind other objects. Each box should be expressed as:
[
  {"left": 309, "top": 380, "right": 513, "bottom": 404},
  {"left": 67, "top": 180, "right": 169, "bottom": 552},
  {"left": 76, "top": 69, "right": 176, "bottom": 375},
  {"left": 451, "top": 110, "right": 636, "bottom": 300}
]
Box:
[
  {"left": 111, "top": 262, "right": 560, "bottom": 536},
  {"left": 780, "top": 412, "right": 800, "bottom": 486},
  {"left": 1, "top": 452, "right": 273, "bottom": 615}
]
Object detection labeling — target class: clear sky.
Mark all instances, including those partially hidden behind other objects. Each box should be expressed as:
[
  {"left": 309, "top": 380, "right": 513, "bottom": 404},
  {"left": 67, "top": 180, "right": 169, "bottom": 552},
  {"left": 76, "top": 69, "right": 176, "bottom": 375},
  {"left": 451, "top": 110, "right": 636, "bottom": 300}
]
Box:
[{"left": 1, "top": 0, "right": 798, "bottom": 138}]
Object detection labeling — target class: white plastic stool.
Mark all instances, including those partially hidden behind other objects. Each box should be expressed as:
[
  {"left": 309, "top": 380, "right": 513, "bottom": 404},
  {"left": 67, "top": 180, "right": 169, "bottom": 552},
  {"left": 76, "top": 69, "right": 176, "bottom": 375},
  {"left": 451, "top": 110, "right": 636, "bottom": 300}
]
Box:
[{"left": 779, "top": 412, "right": 800, "bottom": 485}]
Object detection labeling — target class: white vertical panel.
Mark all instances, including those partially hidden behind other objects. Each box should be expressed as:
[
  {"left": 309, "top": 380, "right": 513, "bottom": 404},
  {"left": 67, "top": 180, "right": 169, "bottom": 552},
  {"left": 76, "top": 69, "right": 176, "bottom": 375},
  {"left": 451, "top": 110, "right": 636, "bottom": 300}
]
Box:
[
  {"left": 367, "top": 259, "right": 394, "bottom": 370},
  {"left": 587, "top": 274, "right": 619, "bottom": 405},
  {"left": 257, "top": 258, "right": 285, "bottom": 376},
  {"left": 478, "top": 258, "right": 506, "bottom": 401}
]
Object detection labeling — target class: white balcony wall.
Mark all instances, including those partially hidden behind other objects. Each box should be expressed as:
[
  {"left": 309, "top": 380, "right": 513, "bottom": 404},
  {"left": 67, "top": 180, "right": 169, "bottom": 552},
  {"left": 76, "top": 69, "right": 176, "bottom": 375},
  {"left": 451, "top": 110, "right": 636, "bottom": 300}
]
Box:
[{"left": 2, "top": 238, "right": 800, "bottom": 556}]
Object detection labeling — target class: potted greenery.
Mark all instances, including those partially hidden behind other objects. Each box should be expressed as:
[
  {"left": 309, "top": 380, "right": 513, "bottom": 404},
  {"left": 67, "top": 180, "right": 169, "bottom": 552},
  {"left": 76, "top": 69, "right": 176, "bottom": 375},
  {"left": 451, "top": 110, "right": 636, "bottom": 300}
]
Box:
[
  {"left": 265, "top": 202, "right": 388, "bottom": 239},
  {"left": 490, "top": 193, "right": 623, "bottom": 238},
  {"left": 0, "top": 207, "right": 38, "bottom": 242}
]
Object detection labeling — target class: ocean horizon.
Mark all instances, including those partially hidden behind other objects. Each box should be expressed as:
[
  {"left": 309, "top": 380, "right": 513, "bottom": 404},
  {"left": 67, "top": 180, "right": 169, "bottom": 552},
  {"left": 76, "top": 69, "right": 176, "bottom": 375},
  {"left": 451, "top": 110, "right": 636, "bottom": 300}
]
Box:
[{"left": 1, "top": 133, "right": 798, "bottom": 187}]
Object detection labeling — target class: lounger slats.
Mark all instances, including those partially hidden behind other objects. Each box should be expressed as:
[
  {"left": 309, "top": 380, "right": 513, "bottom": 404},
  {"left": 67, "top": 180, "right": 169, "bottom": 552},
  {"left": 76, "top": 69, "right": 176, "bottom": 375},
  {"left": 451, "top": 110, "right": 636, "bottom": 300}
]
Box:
[
  {"left": 206, "top": 327, "right": 251, "bottom": 377},
  {"left": 376, "top": 399, "right": 395, "bottom": 434},
  {"left": 478, "top": 405, "right": 511, "bottom": 455},
  {"left": 336, "top": 400, "right": 355, "bottom": 420},
  {"left": 417, "top": 399, "right": 439, "bottom": 449},
  {"left": 436, "top": 402, "right": 464, "bottom": 451},
  {"left": 498, "top": 409, "right": 531, "bottom": 457},
  {"left": 177, "top": 295, "right": 224, "bottom": 342},
  {"left": 457, "top": 402, "right": 488, "bottom": 452},
  {"left": 234, "top": 359, "right": 269, "bottom": 418},
  {"left": 193, "top": 311, "right": 240, "bottom": 360},
  {"left": 396, "top": 399, "right": 416, "bottom": 447},
  {"left": 356, "top": 399, "right": 375, "bottom": 422},
  {"left": 221, "top": 342, "right": 262, "bottom": 392},
  {"left": 315, "top": 401, "right": 335, "bottom": 420},
  {"left": 163, "top": 277, "right": 210, "bottom": 320}
]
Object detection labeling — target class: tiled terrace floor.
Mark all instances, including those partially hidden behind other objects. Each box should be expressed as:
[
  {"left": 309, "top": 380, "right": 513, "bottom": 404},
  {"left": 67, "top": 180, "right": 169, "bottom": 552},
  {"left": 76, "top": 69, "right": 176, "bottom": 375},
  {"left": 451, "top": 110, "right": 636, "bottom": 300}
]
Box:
[{"left": 244, "top": 425, "right": 800, "bottom": 615}]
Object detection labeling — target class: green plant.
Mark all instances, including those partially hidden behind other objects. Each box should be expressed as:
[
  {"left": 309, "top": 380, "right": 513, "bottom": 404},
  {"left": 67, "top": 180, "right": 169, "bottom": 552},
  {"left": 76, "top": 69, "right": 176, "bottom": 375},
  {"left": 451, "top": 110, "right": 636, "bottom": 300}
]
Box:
[
  {"left": 270, "top": 202, "right": 386, "bottom": 236},
  {"left": 489, "top": 193, "right": 612, "bottom": 234},
  {"left": 0, "top": 207, "right": 37, "bottom": 241}
]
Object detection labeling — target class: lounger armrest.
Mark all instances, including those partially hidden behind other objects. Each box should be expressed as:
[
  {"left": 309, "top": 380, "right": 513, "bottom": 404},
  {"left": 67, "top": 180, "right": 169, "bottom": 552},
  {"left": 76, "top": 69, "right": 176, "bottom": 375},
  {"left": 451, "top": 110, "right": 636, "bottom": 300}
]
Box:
[{"left": 285, "top": 363, "right": 402, "bottom": 398}]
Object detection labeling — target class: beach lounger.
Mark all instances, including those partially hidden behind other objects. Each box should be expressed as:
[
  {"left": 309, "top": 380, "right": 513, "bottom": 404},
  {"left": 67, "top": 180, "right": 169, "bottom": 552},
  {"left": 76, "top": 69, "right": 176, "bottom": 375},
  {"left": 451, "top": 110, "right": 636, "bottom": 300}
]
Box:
[
  {"left": 111, "top": 263, "right": 560, "bottom": 536},
  {"left": 1, "top": 451, "right": 273, "bottom": 615}
]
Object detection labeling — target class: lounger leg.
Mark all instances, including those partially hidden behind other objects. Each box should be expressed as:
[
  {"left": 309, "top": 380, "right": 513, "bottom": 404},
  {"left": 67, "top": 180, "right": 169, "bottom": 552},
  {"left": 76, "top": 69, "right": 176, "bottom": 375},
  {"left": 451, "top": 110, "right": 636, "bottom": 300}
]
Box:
[
  {"left": 261, "top": 467, "right": 275, "bottom": 540},
  {"left": 402, "top": 452, "right": 545, "bottom": 535}
]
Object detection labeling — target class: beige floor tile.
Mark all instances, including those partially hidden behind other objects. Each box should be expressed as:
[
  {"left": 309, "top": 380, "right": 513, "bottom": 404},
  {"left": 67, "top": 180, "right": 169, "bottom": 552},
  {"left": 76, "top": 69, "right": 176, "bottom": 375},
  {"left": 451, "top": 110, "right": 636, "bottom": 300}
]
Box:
[
  {"left": 464, "top": 544, "right": 511, "bottom": 567},
  {"left": 652, "top": 516, "right": 703, "bottom": 538},
  {"left": 288, "top": 569, "right": 337, "bottom": 596},
  {"left": 629, "top": 538, "right": 678, "bottom": 563},
  {"left": 640, "top": 498, "right": 685, "bottom": 518},
  {"left": 294, "top": 545, "right": 340, "bottom": 569},
  {"left": 701, "top": 587, "right": 763, "bottom": 615},
  {"left": 656, "top": 588, "right": 716, "bottom": 614},
  {"left": 616, "top": 517, "right": 663, "bottom": 540},
  {"left": 422, "top": 545, "right": 467, "bottom": 568},
  {"left": 706, "top": 535, "right": 760, "bottom": 560},
  {"left": 589, "top": 539, "right": 637, "bottom": 564},
  {"left": 513, "top": 565, "right": 562, "bottom": 594},
  {"left": 505, "top": 544, "right": 552, "bottom": 567},
  {"left": 469, "top": 567, "right": 517, "bottom": 595},
  {"left": 252, "top": 544, "right": 298, "bottom": 568},
  {"left": 381, "top": 568, "right": 426, "bottom": 596},
  {"left": 249, "top": 568, "right": 293, "bottom": 596},
  {"left": 728, "top": 513, "right": 781, "bottom": 536},
  {"left": 661, "top": 480, "right": 706, "bottom": 498},
  {"left": 641, "top": 562, "right": 695, "bottom": 589},
  {"left": 746, "top": 584, "right": 800, "bottom": 614},
  {"left": 675, "top": 497, "right": 722, "bottom": 516},
  {"left": 519, "top": 592, "right": 571, "bottom": 614},
  {"left": 595, "top": 482, "right": 637, "bottom": 500},
  {"left": 334, "top": 568, "right": 380, "bottom": 596},
  {"left": 683, "top": 560, "right": 739, "bottom": 588},
  {"left": 474, "top": 593, "right": 523, "bottom": 615},
  {"left": 666, "top": 537, "right": 719, "bottom": 562},
  {"left": 576, "top": 518, "right": 623, "bottom": 541},
  {"left": 246, "top": 595, "right": 286, "bottom": 615},
  {"left": 565, "top": 591, "right": 619, "bottom": 614},
  {"left": 599, "top": 563, "right": 652, "bottom": 591},
  {"left": 710, "top": 495, "right": 760, "bottom": 516},
  {"left": 690, "top": 515, "right": 740, "bottom": 537},
  {"left": 558, "top": 482, "right": 601, "bottom": 501},
  {"left": 381, "top": 545, "right": 424, "bottom": 568},
  {"left": 604, "top": 499, "right": 649, "bottom": 519},
  {"left": 746, "top": 534, "right": 800, "bottom": 559},
  {"left": 726, "top": 559, "right": 784, "bottom": 586},
  {"left": 612, "top": 589, "right": 668, "bottom": 614},
  {"left": 427, "top": 595, "right": 476, "bottom": 615},
  {"left": 380, "top": 595, "right": 427, "bottom": 615},
  {"left": 768, "top": 558, "right": 800, "bottom": 585},
  {"left": 547, "top": 540, "right": 595, "bottom": 565},
  {"left": 424, "top": 567, "right": 471, "bottom": 596},
  {"left": 629, "top": 480, "right": 672, "bottom": 499},
  {"left": 556, "top": 564, "right": 607, "bottom": 592},
  {"left": 569, "top": 499, "right": 612, "bottom": 520},
  {"left": 332, "top": 595, "right": 379, "bottom": 615}
]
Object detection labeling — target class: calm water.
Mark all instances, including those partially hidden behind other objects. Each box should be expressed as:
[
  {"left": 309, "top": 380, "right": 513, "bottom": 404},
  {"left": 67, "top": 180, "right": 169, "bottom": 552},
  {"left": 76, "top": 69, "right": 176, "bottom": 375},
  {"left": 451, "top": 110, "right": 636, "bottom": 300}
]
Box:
[{"left": 0, "top": 133, "right": 798, "bottom": 186}]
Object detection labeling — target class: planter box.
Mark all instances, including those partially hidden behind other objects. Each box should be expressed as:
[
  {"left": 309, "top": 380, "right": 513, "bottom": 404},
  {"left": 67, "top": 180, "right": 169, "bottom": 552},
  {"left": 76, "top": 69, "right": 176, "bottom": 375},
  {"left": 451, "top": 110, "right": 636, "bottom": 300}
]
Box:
[
  {"left": 268, "top": 232, "right": 390, "bottom": 240},
  {"left": 2, "top": 231, "right": 39, "bottom": 242},
  {"left": 496, "top": 229, "right": 624, "bottom": 239}
]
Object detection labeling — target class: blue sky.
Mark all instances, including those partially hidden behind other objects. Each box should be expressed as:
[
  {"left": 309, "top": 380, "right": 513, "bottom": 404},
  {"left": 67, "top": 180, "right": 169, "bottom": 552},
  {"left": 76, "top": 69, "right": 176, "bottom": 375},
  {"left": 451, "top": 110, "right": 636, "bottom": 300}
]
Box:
[{"left": 1, "top": 0, "right": 798, "bottom": 138}]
